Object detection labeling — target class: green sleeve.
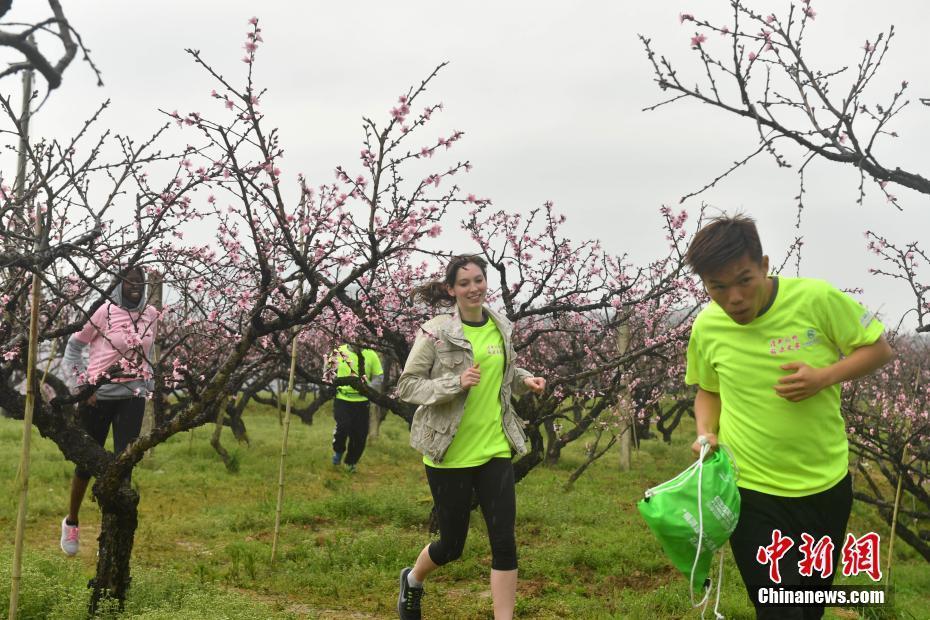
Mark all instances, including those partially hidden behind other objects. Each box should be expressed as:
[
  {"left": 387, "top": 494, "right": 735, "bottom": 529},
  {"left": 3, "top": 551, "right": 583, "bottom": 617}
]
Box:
[
  {"left": 366, "top": 349, "right": 383, "bottom": 376},
  {"left": 685, "top": 321, "right": 719, "bottom": 392},
  {"left": 819, "top": 283, "right": 885, "bottom": 355},
  {"left": 335, "top": 348, "right": 352, "bottom": 378}
]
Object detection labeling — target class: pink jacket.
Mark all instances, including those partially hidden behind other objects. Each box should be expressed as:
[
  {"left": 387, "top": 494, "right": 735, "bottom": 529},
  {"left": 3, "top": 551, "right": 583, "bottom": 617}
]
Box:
[{"left": 65, "top": 302, "right": 158, "bottom": 393}]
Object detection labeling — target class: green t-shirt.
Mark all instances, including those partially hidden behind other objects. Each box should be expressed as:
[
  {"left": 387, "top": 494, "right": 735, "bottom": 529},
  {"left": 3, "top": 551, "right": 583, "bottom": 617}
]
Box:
[
  {"left": 332, "top": 345, "right": 383, "bottom": 402},
  {"left": 425, "top": 318, "right": 511, "bottom": 468},
  {"left": 685, "top": 277, "right": 884, "bottom": 497}
]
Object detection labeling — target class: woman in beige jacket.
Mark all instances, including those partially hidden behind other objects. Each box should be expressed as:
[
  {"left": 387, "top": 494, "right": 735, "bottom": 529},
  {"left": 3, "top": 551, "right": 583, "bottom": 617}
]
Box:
[{"left": 395, "top": 255, "right": 545, "bottom": 620}]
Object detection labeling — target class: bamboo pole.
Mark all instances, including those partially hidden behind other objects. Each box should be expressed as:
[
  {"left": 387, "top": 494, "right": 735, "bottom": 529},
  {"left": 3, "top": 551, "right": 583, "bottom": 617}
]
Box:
[
  {"left": 141, "top": 272, "right": 163, "bottom": 455},
  {"left": 270, "top": 226, "right": 308, "bottom": 566},
  {"left": 884, "top": 442, "right": 909, "bottom": 593},
  {"left": 615, "top": 323, "right": 632, "bottom": 471},
  {"left": 886, "top": 375, "right": 920, "bottom": 593},
  {"left": 9, "top": 63, "right": 36, "bottom": 620},
  {"left": 38, "top": 340, "right": 60, "bottom": 396},
  {"left": 270, "top": 325, "right": 300, "bottom": 566}
]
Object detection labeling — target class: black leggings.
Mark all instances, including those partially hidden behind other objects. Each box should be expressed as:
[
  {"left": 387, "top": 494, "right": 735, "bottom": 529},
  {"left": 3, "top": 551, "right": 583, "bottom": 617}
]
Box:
[
  {"left": 332, "top": 398, "right": 370, "bottom": 465},
  {"left": 425, "top": 457, "right": 517, "bottom": 571},
  {"left": 75, "top": 397, "right": 146, "bottom": 480},
  {"left": 729, "top": 474, "right": 853, "bottom": 620}
]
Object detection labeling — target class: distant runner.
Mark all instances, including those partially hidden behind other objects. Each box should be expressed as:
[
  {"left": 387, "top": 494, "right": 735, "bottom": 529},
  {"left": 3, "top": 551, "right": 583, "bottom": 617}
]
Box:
[{"left": 327, "top": 344, "right": 383, "bottom": 473}]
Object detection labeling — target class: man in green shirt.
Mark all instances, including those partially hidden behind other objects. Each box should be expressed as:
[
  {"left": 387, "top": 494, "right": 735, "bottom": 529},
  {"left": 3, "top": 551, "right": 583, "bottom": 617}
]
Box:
[
  {"left": 328, "top": 344, "right": 383, "bottom": 472},
  {"left": 684, "top": 215, "right": 892, "bottom": 619}
]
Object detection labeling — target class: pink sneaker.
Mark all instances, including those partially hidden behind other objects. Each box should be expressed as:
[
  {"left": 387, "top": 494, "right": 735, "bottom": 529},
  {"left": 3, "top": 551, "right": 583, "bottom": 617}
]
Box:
[{"left": 60, "top": 518, "right": 79, "bottom": 556}]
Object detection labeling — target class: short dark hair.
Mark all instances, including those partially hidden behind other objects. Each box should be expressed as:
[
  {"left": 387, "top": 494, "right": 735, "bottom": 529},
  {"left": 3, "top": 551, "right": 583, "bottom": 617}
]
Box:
[{"left": 685, "top": 214, "right": 763, "bottom": 277}]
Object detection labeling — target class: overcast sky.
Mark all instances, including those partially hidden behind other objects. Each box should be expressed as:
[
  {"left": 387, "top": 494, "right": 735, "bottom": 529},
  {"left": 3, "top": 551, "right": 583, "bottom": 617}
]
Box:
[{"left": 8, "top": 1, "right": 930, "bottom": 329}]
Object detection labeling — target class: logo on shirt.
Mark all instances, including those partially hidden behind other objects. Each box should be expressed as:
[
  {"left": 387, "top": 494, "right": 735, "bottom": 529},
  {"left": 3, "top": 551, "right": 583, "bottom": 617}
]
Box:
[
  {"left": 801, "top": 328, "right": 819, "bottom": 348},
  {"left": 769, "top": 335, "right": 800, "bottom": 355},
  {"left": 487, "top": 344, "right": 504, "bottom": 356}
]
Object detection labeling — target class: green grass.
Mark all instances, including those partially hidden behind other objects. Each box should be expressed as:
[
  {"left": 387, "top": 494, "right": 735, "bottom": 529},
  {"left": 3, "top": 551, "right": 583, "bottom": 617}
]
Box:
[{"left": 1, "top": 403, "right": 927, "bottom": 619}]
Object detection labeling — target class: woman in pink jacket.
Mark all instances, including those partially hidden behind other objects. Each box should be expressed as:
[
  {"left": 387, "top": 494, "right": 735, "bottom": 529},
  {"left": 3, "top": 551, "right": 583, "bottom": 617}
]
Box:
[{"left": 59, "top": 266, "right": 158, "bottom": 556}]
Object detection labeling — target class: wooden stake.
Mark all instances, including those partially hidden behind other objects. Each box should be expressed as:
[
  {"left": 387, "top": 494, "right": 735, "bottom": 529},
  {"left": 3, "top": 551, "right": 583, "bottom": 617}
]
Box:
[
  {"left": 141, "top": 272, "right": 163, "bottom": 455},
  {"left": 270, "top": 227, "right": 308, "bottom": 566},
  {"left": 885, "top": 444, "right": 908, "bottom": 593},
  {"left": 615, "top": 323, "right": 632, "bottom": 472},
  {"left": 9, "top": 62, "right": 35, "bottom": 620},
  {"left": 886, "top": 375, "right": 919, "bottom": 593},
  {"left": 270, "top": 319, "right": 301, "bottom": 566},
  {"left": 38, "top": 339, "right": 60, "bottom": 398}
]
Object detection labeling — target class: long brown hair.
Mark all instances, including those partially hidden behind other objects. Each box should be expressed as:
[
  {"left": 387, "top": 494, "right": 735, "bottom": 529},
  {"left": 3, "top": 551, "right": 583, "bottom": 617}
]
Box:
[{"left": 413, "top": 254, "right": 488, "bottom": 307}]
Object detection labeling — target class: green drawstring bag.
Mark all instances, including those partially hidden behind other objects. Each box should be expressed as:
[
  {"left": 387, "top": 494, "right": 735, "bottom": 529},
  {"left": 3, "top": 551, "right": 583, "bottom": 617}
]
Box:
[{"left": 637, "top": 441, "right": 740, "bottom": 606}]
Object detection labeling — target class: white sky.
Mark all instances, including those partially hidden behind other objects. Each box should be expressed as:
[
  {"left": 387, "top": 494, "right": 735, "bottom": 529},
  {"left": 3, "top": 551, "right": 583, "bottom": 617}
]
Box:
[{"left": 8, "top": 1, "right": 930, "bottom": 329}]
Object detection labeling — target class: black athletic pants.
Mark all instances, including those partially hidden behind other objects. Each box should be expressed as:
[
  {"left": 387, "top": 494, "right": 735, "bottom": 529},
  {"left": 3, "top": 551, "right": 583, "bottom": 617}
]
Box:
[
  {"left": 331, "top": 398, "right": 370, "bottom": 466},
  {"left": 425, "top": 457, "right": 517, "bottom": 571},
  {"left": 75, "top": 397, "right": 146, "bottom": 480},
  {"left": 729, "top": 473, "right": 853, "bottom": 620}
]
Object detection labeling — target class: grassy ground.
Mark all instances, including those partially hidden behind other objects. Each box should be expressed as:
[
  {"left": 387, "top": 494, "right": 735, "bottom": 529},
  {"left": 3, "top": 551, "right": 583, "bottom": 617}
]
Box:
[{"left": 0, "top": 403, "right": 927, "bottom": 619}]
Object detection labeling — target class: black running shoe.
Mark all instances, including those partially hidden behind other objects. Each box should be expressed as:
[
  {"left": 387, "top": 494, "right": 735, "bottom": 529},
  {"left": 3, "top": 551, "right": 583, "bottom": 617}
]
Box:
[{"left": 397, "top": 567, "right": 424, "bottom": 619}]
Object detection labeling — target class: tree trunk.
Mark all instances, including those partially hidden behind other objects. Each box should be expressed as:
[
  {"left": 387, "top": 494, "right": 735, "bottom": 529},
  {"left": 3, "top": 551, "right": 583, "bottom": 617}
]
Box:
[
  {"left": 140, "top": 272, "right": 162, "bottom": 455},
  {"left": 368, "top": 403, "right": 384, "bottom": 440},
  {"left": 618, "top": 421, "right": 632, "bottom": 472},
  {"left": 88, "top": 476, "right": 139, "bottom": 614},
  {"left": 513, "top": 424, "right": 545, "bottom": 485},
  {"left": 368, "top": 359, "right": 392, "bottom": 441},
  {"left": 209, "top": 395, "right": 236, "bottom": 472},
  {"left": 615, "top": 323, "right": 632, "bottom": 472},
  {"left": 225, "top": 396, "right": 250, "bottom": 445},
  {"left": 656, "top": 400, "right": 690, "bottom": 443},
  {"left": 565, "top": 429, "right": 617, "bottom": 490},
  {"left": 544, "top": 418, "right": 562, "bottom": 465}
]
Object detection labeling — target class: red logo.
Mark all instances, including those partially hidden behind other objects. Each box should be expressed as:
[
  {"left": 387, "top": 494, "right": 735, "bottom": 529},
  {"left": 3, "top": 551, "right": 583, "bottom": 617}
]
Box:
[
  {"left": 798, "top": 533, "right": 835, "bottom": 578},
  {"left": 756, "top": 531, "right": 882, "bottom": 582},
  {"left": 756, "top": 529, "right": 794, "bottom": 583},
  {"left": 841, "top": 532, "right": 883, "bottom": 581}
]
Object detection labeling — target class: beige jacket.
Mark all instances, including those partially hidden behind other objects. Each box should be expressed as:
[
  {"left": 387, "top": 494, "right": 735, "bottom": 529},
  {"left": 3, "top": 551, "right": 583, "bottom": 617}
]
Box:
[{"left": 396, "top": 305, "right": 533, "bottom": 464}]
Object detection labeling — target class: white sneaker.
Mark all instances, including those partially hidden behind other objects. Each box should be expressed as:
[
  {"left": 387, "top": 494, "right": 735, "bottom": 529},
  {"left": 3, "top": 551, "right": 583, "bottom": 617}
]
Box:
[{"left": 60, "top": 518, "right": 79, "bottom": 556}]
